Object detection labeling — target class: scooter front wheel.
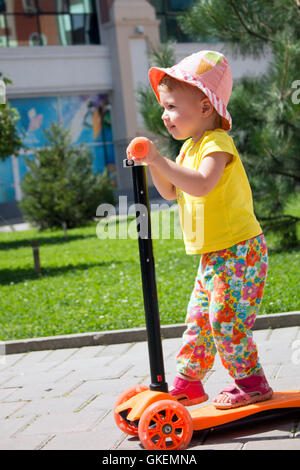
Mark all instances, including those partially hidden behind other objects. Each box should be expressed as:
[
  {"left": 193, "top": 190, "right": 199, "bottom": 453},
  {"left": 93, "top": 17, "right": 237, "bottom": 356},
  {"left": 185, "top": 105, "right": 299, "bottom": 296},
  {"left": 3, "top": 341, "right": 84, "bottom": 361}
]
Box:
[
  {"left": 138, "top": 399, "right": 193, "bottom": 450},
  {"left": 114, "top": 384, "right": 149, "bottom": 436}
]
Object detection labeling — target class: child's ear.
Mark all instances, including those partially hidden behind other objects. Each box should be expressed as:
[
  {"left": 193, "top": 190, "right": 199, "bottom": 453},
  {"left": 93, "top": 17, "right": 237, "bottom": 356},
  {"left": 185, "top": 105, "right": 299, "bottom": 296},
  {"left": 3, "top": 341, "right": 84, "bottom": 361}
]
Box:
[{"left": 199, "top": 98, "right": 213, "bottom": 116}]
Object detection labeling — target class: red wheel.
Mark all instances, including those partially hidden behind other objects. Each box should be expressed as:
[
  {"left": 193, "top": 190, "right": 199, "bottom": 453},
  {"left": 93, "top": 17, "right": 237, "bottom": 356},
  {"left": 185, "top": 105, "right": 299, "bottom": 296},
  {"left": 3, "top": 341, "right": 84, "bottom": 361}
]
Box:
[
  {"left": 114, "top": 384, "right": 149, "bottom": 436},
  {"left": 138, "top": 400, "right": 193, "bottom": 450}
]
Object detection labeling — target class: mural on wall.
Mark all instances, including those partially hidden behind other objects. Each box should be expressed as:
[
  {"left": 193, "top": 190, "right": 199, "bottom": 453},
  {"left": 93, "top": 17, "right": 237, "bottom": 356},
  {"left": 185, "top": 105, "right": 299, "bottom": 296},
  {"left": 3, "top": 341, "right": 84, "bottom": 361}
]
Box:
[
  {"left": 0, "top": 157, "right": 14, "bottom": 204},
  {"left": 0, "top": 93, "right": 116, "bottom": 203}
]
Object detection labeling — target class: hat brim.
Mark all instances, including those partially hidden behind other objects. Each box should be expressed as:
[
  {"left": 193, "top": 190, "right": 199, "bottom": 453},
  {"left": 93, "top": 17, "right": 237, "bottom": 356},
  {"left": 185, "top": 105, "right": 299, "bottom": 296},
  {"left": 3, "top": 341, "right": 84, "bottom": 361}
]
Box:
[
  {"left": 148, "top": 66, "right": 232, "bottom": 131},
  {"left": 148, "top": 66, "right": 169, "bottom": 103}
]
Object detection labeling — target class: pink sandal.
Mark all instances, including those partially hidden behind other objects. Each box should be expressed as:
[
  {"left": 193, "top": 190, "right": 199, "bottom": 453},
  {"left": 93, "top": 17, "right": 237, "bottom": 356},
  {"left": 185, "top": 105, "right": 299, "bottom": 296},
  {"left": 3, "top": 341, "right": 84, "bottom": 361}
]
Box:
[
  {"left": 214, "top": 369, "right": 273, "bottom": 410},
  {"left": 169, "top": 375, "right": 208, "bottom": 406}
]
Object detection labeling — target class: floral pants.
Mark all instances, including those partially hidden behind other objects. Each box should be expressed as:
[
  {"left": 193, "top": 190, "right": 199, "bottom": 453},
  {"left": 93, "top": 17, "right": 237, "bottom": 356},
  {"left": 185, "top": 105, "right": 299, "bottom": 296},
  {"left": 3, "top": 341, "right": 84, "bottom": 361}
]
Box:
[{"left": 177, "top": 234, "right": 268, "bottom": 380}]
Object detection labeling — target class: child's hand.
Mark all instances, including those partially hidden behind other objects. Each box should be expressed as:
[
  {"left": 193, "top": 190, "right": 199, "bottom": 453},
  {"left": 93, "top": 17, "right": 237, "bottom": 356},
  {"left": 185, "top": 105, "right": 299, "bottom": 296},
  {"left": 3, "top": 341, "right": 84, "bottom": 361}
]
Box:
[{"left": 126, "top": 137, "right": 160, "bottom": 166}]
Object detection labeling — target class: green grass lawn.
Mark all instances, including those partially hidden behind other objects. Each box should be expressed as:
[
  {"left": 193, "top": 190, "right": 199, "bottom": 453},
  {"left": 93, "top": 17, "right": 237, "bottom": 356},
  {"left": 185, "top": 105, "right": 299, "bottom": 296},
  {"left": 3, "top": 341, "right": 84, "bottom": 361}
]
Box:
[{"left": 0, "top": 206, "right": 299, "bottom": 341}]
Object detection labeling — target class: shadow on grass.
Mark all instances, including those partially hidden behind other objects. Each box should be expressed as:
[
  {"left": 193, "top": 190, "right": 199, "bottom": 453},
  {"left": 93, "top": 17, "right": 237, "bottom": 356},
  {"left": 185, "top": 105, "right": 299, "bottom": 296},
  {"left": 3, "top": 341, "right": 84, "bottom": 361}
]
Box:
[
  {"left": 0, "top": 218, "right": 135, "bottom": 251},
  {"left": 0, "top": 233, "right": 97, "bottom": 251},
  {"left": 267, "top": 244, "right": 300, "bottom": 255},
  {"left": 0, "top": 260, "right": 122, "bottom": 285}
]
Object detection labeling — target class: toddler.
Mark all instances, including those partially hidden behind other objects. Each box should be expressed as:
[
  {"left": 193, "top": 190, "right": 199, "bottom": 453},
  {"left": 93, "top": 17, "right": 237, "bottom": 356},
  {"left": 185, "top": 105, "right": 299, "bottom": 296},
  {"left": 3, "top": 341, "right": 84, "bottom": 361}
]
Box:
[{"left": 127, "top": 50, "right": 273, "bottom": 409}]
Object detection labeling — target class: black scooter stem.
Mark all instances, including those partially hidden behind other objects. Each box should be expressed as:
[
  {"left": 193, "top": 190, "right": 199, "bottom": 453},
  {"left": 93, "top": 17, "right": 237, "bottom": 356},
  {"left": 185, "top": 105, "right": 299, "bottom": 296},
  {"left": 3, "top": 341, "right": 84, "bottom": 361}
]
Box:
[{"left": 125, "top": 159, "right": 168, "bottom": 393}]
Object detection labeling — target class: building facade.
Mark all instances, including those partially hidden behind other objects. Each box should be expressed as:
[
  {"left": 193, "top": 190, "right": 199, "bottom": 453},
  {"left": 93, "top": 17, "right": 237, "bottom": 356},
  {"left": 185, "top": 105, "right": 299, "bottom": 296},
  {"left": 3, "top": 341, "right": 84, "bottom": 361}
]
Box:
[{"left": 0, "top": 0, "right": 269, "bottom": 223}]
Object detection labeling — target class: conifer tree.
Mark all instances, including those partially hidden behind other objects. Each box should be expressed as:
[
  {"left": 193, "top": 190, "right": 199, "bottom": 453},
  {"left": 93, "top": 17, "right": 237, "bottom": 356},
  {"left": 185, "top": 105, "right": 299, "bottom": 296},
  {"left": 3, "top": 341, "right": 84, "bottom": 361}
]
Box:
[
  {"left": 138, "top": 42, "right": 183, "bottom": 159},
  {"left": 20, "top": 123, "right": 115, "bottom": 229},
  {"left": 0, "top": 74, "right": 22, "bottom": 161},
  {"left": 179, "top": 0, "right": 300, "bottom": 246},
  {"left": 139, "top": 0, "right": 300, "bottom": 247}
]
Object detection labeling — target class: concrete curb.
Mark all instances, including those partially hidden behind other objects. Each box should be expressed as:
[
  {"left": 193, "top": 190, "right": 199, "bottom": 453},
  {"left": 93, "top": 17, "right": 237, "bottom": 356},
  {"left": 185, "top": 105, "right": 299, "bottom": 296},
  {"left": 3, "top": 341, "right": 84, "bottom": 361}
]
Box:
[{"left": 2, "top": 311, "right": 299, "bottom": 355}]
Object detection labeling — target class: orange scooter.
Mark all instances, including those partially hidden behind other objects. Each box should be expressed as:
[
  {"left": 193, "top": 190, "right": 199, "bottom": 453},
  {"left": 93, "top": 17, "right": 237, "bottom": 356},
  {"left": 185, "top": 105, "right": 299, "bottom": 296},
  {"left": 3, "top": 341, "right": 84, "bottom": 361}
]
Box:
[{"left": 114, "top": 138, "right": 300, "bottom": 450}]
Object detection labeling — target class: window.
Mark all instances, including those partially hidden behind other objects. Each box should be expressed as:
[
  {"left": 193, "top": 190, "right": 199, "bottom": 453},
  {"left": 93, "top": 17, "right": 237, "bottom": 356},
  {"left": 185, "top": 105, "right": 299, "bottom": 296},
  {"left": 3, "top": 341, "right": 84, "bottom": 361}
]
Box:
[
  {"left": 0, "top": 14, "right": 7, "bottom": 46},
  {"left": 0, "top": 0, "right": 100, "bottom": 47},
  {"left": 150, "top": 0, "right": 195, "bottom": 42}
]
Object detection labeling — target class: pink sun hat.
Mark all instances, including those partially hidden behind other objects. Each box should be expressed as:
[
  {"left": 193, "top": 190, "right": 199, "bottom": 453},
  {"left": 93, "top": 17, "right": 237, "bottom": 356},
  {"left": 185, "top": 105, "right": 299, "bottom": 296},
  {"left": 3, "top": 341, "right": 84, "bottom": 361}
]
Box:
[{"left": 148, "top": 50, "right": 233, "bottom": 131}]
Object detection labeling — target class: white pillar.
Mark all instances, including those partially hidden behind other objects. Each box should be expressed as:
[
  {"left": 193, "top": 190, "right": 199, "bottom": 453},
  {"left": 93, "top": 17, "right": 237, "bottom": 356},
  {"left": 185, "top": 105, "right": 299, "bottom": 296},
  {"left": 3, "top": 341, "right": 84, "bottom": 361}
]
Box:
[{"left": 101, "top": 0, "right": 160, "bottom": 190}]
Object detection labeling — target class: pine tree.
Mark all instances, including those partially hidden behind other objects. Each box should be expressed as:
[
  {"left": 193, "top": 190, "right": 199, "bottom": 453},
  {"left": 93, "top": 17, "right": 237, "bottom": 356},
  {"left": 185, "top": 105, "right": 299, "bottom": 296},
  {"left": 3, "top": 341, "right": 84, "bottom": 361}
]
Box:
[
  {"left": 0, "top": 74, "right": 22, "bottom": 161},
  {"left": 137, "top": 42, "right": 183, "bottom": 159},
  {"left": 20, "top": 123, "right": 115, "bottom": 229},
  {"left": 179, "top": 0, "right": 300, "bottom": 247}
]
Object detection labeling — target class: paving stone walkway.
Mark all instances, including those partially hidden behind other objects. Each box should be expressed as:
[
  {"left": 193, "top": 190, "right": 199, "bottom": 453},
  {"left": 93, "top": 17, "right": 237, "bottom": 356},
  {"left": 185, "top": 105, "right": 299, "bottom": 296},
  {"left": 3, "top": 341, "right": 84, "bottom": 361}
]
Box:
[{"left": 0, "top": 326, "right": 300, "bottom": 450}]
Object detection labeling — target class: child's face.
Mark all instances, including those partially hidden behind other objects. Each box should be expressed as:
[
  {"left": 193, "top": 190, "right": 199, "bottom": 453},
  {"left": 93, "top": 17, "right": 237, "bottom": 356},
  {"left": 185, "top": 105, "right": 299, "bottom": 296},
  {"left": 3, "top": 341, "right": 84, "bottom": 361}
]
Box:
[{"left": 159, "top": 86, "right": 207, "bottom": 141}]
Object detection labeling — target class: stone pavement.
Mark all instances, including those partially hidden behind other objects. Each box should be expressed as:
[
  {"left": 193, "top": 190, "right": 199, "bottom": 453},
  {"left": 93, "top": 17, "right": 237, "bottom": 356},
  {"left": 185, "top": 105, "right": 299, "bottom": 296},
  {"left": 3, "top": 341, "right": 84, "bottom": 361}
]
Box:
[{"left": 0, "top": 325, "right": 300, "bottom": 451}]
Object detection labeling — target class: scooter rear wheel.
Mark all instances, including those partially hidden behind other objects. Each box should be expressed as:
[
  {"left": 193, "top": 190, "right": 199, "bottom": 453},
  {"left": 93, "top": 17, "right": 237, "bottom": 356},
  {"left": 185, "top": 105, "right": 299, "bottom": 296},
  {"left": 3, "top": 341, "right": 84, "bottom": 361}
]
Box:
[
  {"left": 114, "top": 384, "right": 149, "bottom": 436},
  {"left": 138, "top": 399, "right": 193, "bottom": 450}
]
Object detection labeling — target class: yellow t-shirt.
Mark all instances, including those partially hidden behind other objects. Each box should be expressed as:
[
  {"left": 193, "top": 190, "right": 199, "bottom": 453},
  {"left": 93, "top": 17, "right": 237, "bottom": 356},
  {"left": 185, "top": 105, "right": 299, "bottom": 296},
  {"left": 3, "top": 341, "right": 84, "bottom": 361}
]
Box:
[{"left": 176, "top": 129, "right": 262, "bottom": 254}]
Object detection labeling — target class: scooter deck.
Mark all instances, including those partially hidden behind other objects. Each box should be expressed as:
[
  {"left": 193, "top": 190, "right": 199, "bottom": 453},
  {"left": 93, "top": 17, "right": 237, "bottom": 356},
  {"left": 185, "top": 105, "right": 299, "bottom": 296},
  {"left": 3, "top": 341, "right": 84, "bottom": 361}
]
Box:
[{"left": 190, "top": 390, "right": 300, "bottom": 431}]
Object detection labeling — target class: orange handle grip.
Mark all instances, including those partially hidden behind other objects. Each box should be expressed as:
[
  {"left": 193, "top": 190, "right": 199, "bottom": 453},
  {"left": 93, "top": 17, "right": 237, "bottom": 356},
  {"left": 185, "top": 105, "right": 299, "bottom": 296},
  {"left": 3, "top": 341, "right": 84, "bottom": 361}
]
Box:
[{"left": 127, "top": 137, "right": 149, "bottom": 159}]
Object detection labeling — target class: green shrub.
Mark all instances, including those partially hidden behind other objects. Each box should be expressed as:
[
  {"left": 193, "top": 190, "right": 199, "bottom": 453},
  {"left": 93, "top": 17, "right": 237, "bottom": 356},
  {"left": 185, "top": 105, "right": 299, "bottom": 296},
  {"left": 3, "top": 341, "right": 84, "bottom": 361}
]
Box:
[{"left": 20, "top": 123, "right": 115, "bottom": 229}]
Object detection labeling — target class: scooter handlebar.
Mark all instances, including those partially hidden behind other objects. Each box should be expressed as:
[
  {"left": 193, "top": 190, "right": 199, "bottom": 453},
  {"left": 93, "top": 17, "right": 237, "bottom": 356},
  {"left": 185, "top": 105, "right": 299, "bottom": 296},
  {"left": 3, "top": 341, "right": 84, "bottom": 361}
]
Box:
[{"left": 127, "top": 137, "right": 149, "bottom": 159}]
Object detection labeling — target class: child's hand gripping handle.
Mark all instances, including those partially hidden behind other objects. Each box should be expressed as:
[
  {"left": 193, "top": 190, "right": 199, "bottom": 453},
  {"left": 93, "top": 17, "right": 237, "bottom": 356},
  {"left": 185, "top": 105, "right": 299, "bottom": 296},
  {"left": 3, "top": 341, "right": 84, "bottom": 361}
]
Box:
[{"left": 127, "top": 137, "right": 150, "bottom": 160}]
